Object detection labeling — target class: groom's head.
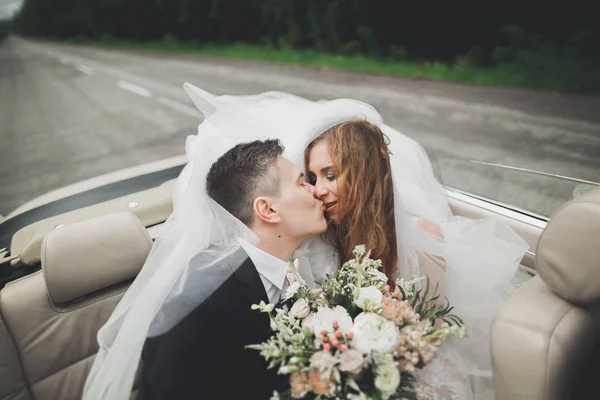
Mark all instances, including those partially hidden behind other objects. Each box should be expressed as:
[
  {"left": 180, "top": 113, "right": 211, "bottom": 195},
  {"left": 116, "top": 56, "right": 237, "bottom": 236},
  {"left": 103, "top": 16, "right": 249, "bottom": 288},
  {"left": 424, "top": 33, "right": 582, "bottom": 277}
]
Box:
[{"left": 206, "top": 139, "right": 327, "bottom": 242}]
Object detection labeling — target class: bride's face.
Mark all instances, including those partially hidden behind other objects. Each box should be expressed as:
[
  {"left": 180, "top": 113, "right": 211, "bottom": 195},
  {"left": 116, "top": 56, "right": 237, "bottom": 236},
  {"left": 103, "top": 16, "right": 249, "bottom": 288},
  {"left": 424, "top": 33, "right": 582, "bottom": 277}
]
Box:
[{"left": 307, "top": 140, "right": 340, "bottom": 223}]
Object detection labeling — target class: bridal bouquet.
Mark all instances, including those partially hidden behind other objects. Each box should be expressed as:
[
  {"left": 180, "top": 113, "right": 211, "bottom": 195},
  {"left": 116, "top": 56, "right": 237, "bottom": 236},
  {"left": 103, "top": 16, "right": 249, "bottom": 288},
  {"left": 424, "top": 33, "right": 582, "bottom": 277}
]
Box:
[{"left": 248, "top": 245, "right": 467, "bottom": 400}]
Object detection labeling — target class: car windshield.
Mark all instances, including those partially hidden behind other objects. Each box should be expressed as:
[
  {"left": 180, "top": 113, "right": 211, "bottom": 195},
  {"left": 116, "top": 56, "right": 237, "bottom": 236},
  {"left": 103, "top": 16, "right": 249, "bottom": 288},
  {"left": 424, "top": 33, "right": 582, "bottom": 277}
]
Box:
[{"left": 434, "top": 158, "right": 600, "bottom": 220}]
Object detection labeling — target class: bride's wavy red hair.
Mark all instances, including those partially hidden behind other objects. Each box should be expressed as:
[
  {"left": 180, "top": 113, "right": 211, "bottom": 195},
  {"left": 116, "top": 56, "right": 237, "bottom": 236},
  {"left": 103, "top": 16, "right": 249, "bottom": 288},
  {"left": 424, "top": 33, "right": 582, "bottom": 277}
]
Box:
[{"left": 305, "top": 120, "right": 398, "bottom": 283}]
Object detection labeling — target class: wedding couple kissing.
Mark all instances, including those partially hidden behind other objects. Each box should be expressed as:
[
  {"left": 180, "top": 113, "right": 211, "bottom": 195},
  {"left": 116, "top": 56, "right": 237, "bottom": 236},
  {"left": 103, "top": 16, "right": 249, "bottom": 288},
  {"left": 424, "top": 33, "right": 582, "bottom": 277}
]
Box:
[{"left": 83, "top": 85, "right": 530, "bottom": 400}]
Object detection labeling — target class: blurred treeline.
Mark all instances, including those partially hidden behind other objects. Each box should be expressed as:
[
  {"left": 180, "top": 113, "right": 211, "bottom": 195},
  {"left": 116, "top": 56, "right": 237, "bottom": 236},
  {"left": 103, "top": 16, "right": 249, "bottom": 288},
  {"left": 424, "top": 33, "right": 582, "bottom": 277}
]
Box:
[
  {"left": 9, "top": 0, "right": 600, "bottom": 93},
  {"left": 0, "top": 20, "right": 11, "bottom": 41}
]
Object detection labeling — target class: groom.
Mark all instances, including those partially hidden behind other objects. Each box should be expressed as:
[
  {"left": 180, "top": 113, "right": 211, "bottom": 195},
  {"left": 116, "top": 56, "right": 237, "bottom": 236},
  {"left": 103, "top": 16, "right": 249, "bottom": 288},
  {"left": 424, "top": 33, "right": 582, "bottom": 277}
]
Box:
[{"left": 139, "top": 139, "right": 327, "bottom": 400}]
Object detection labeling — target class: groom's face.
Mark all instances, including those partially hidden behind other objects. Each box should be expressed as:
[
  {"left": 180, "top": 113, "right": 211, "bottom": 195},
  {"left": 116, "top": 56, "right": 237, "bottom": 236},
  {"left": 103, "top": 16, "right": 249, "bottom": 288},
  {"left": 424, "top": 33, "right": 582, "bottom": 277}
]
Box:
[{"left": 271, "top": 157, "right": 327, "bottom": 240}]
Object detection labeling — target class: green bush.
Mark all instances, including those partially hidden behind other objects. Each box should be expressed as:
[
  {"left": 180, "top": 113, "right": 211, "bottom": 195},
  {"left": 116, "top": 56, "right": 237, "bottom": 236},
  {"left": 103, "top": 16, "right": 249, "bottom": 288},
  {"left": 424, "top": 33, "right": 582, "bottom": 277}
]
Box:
[
  {"left": 388, "top": 44, "right": 407, "bottom": 61},
  {"left": 340, "top": 40, "right": 362, "bottom": 57},
  {"left": 0, "top": 20, "right": 12, "bottom": 42}
]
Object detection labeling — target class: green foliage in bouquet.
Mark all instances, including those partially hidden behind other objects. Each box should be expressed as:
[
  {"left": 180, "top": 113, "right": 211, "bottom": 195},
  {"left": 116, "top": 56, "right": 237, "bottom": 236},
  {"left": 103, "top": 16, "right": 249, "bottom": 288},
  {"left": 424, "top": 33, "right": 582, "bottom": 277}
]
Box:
[
  {"left": 316, "top": 245, "right": 388, "bottom": 319},
  {"left": 403, "top": 276, "right": 464, "bottom": 327}
]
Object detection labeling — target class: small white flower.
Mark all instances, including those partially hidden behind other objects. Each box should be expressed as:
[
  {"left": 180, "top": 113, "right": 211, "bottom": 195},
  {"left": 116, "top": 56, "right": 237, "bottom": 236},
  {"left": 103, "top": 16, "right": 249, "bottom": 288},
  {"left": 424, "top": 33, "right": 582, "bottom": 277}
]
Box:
[
  {"left": 284, "top": 282, "right": 301, "bottom": 300},
  {"left": 353, "top": 245, "right": 366, "bottom": 258},
  {"left": 367, "top": 268, "right": 388, "bottom": 283},
  {"left": 290, "top": 298, "right": 310, "bottom": 319},
  {"left": 354, "top": 286, "right": 383, "bottom": 312},
  {"left": 375, "top": 360, "right": 401, "bottom": 399},
  {"left": 270, "top": 391, "right": 281, "bottom": 400},
  {"left": 396, "top": 276, "right": 425, "bottom": 295},
  {"left": 351, "top": 312, "right": 401, "bottom": 354},
  {"left": 338, "top": 349, "right": 364, "bottom": 374},
  {"left": 278, "top": 365, "right": 300, "bottom": 374},
  {"left": 251, "top": 300, "right": 274, "bottom": 313}
]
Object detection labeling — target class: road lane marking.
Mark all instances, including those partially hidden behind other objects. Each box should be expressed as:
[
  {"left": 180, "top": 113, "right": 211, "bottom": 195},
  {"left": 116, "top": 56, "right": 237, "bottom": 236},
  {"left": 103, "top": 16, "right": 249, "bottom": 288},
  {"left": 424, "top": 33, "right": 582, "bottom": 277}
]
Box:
[
  {"left": 77, "top": 65, "right": 94, "bottom": 75},
  {"left": 157, "top": 97, "right": 202, "bottom": 117},
  {"left": 117, "top": 80, "right": 152, "bottom": 98}
]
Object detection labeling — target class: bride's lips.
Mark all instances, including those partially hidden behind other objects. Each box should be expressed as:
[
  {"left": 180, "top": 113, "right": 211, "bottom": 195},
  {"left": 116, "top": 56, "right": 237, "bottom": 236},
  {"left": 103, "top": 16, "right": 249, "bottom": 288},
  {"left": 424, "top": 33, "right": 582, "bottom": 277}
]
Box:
[{"left": 324, "top": 202, "right": 337, "bottom": 213}]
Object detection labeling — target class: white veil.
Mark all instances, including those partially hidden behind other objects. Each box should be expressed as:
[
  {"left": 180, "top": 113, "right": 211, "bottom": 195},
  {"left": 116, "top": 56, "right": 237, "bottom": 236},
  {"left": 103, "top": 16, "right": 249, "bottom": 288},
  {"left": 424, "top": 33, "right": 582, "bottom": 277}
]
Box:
[{"left": 83, "top": 84, "right": 529, "bottom": 399}]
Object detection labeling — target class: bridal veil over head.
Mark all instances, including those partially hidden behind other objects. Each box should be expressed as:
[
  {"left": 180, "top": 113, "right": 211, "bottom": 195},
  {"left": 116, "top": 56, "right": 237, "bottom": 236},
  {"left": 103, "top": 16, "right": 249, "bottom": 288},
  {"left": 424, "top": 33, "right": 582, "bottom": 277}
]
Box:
[{"left": 83, "top": 84, "right": 529, "bottom": 399}]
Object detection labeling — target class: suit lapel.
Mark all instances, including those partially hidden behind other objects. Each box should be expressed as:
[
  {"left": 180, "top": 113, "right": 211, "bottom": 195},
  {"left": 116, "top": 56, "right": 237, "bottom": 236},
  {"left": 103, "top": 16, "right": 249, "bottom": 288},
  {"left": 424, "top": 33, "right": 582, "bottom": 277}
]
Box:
[
  {"left": 234, "top": 257, "right": 270, "bottom": 306},
  {"left": 232, "top": 257, "right": 275, "bottom": 348}
]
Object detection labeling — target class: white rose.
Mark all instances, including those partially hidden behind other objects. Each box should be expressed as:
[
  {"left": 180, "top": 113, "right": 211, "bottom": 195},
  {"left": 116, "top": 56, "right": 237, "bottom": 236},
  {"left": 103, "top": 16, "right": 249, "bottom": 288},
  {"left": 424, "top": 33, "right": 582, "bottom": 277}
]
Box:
[
  {"left": 283, "top": 282, "right": 300, "bottom": 300},
  {"left": 302, "top": 313, "right": 315, "bottom": 331},
  {"left": 354, "top": 286, "right": 383, "bottom": 312},
  {"left": 313, "top": 306, "right": 353, "bottom": 336},
  {"left": 375, "top": 361, "right": 401, "bottom": 398},
  {"left": 351, "top": 312, "right": 401, "bottom": 354},
  {"left": 290, "top": 298, "right": 310, "bottom": 319},
  {"left": 368, "top": 268, "right": 388, "bottom": 283},
  {"left": 338, "top": 349, "right": 364, "bottom": 374}
]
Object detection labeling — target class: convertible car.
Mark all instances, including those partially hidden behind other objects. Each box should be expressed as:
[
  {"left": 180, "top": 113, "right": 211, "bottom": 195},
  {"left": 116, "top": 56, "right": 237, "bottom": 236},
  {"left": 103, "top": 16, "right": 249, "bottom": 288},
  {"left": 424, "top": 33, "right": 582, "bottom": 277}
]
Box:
[{"left": 0, "top": 155, "right": 598, "bottom": 400}]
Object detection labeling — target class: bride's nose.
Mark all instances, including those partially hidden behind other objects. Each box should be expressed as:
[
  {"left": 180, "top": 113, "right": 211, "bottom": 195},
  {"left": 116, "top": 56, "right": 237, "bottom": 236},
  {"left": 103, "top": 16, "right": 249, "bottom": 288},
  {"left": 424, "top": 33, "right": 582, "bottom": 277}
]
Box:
[{"left": 313, "top": 183, "right": 329, "bottom": 199}]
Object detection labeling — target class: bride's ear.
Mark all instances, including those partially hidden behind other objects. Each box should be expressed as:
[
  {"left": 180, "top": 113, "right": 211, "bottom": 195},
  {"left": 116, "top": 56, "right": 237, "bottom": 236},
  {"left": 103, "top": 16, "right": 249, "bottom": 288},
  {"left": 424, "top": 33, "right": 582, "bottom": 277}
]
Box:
[{"left": 253, "top": 197, "right": 282, "bottom": 225}]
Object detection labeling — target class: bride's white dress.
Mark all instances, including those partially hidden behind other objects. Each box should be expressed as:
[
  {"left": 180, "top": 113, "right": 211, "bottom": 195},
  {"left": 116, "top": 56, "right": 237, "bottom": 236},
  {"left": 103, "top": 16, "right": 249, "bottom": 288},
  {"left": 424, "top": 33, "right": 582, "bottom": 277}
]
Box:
[{"left": 82, "top": 84, "right": 530, "bottom": 400}]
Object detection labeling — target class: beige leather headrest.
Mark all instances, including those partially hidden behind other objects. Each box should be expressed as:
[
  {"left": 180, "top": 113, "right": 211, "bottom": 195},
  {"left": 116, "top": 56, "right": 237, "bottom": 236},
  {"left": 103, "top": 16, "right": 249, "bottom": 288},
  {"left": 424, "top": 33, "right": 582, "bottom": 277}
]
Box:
[
  {"left": 535, "top": 187, "right": 600, "bottom": 305},
  {"left": 41, "top": 212, "right": 153, "bottom": 304}
]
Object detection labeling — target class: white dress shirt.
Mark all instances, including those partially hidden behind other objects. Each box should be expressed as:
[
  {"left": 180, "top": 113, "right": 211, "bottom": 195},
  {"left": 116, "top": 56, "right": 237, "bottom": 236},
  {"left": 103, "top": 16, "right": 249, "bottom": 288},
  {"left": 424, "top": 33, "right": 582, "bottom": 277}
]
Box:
[{"left": 238, "top": 239, "right": 289, "bottom": 304}]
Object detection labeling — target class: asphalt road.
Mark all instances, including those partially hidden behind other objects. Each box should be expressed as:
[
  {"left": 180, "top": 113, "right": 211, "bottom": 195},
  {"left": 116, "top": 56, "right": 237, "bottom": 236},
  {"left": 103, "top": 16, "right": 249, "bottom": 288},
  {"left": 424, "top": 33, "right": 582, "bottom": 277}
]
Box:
[{"left": 1, "top": 36, "right": 599, "bottom": 217}]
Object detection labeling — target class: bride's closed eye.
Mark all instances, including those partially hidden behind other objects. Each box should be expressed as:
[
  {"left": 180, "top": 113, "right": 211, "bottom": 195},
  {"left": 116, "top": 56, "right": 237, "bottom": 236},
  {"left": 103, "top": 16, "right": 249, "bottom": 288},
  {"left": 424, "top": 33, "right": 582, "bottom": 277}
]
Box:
[{"left": 306, "top": 172, "right": 335, "bottom": 186}]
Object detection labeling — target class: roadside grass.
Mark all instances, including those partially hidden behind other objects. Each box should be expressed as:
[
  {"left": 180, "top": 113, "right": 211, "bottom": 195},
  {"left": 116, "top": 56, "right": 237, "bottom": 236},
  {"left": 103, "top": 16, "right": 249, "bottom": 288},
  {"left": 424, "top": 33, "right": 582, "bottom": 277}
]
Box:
[{"left": 66, "top": 37, "right": 600, "bottom": 94}]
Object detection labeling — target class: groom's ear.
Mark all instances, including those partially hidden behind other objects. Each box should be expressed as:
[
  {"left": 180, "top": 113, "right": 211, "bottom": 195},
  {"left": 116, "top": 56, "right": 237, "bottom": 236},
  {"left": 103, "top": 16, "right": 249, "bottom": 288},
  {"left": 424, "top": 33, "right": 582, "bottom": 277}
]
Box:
[{"left": 253, "top": 197, "right": 282, "bottom": 225}]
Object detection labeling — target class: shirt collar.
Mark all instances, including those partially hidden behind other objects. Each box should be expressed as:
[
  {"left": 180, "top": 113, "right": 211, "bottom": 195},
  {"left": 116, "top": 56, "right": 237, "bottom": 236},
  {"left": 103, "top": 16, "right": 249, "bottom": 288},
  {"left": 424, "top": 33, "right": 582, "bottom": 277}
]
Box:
[{"left": 237, "top": 238, "right": 288, "bottom": 290}]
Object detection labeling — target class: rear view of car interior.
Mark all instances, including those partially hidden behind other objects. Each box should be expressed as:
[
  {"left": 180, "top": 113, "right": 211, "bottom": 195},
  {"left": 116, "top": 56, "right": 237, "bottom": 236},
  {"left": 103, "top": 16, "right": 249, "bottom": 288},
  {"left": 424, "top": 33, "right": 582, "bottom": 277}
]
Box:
[{"left": 0, "top": 186, "right": 599, "bottom": 400}]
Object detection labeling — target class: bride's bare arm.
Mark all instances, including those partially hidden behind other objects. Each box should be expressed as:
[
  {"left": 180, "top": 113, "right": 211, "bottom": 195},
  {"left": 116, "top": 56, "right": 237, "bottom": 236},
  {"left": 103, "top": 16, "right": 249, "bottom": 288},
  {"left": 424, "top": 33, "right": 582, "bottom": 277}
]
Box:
[
  {"left": 416, "top": 218, "right": 446, "bottom": 268},
  {"left": 414, "top": 218, "right": 448, "bottom": 323}
]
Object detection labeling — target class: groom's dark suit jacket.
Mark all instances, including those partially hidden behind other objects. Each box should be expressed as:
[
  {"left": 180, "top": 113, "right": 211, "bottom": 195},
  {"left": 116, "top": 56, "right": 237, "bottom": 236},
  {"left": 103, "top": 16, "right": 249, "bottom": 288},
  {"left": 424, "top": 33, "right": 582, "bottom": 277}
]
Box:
[{"left": 139, "top": 254, "right": 287, "bottom": 400}]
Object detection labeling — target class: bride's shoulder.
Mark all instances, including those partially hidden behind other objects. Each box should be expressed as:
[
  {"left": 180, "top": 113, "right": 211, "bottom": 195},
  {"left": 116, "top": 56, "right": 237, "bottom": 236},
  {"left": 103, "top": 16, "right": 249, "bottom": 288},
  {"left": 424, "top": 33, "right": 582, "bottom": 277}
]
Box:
[
  {"left": 292, "top": 236, "right": 340, "bottom": 286},
  {"left": 294, "top": 235, "right": 337, "bottom": 255}
]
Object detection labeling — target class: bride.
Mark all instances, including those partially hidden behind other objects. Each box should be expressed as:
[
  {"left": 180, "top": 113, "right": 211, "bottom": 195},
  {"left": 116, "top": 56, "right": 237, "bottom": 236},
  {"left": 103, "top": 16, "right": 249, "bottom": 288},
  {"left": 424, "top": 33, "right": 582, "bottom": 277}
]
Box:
[{"left": 83, "top": 84, "right": 530, "bottom": 399}]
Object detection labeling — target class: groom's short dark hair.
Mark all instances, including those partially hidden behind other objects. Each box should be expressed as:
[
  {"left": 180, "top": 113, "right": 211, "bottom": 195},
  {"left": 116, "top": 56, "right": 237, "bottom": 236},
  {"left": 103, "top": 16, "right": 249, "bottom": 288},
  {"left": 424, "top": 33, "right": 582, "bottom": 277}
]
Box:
[{"left": 206, "top": 139, "right": 285, "bottom": 226}]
